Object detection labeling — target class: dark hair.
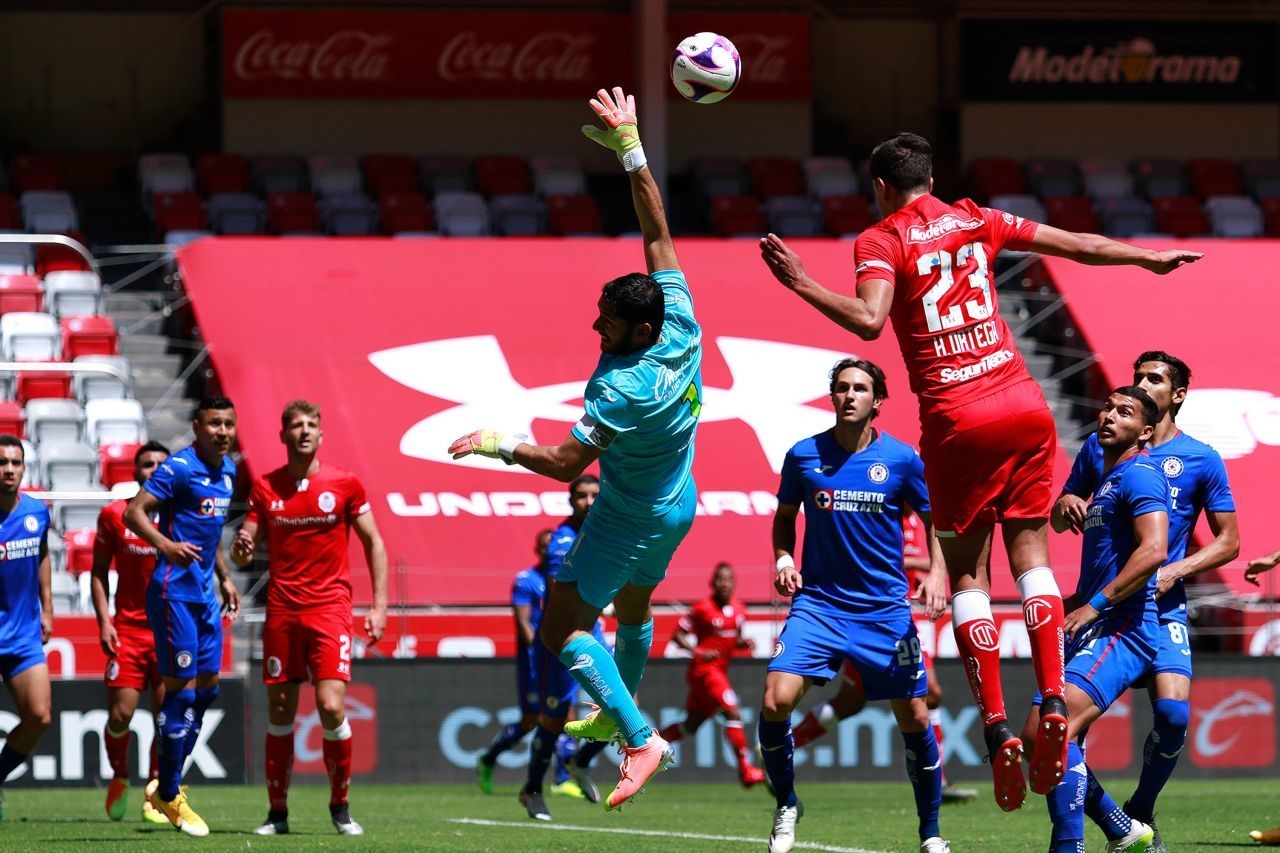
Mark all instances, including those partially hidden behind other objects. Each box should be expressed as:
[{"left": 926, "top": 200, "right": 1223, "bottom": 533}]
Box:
[
  {"left": 602, "top": 273, "right": 664, "bottom": 344},
  {"left": 0, "top": 433, "right": 24, "bottom": 461},
  {"left": 1113, "top": 385, "right": 1160, "bottom": 428},
  {"left": 281, "top": 399, "right": 321, "bottom": 429},
  {"left": 135, "top": 441, "right": 170, "bottom": 464},
  {"left": 193, "top": 396, "right": 235, "bottom": 419},
  {"left": 713, "top": 561, "right": 734, "bottom": 575},
  {"left": 569, "top": 473, "right": 600, "bottom": 494},
  {"left": 1132, "top": 349, "right": 1192, "bottom": 419},
  {"left": 869, "top": 132, "right": 933, "bottom": 194},
  {"left": 829, "top": 357, "right": 889, "bottom": 418}
]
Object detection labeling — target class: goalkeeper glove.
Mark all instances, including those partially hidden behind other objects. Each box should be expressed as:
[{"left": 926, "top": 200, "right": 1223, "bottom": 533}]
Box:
[
  {"left": 448, "top": 429, "right": 528, "bottom": 465},
  {"left": 581, "top": 86, "right": 647, "bottom": 173}
]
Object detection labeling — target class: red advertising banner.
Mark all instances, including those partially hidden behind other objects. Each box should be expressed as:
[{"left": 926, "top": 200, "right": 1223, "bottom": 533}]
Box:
[
  {"left": 45, "top": 616, "right": 234, "bottom": 680},
  {"left": 221, "top": 10, "right": 809, "bottom": 100}
]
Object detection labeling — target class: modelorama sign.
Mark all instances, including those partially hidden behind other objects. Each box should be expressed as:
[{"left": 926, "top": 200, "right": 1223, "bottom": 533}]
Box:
[{"left": 960, "top": 19, "right": 1279, "bottom": 101}]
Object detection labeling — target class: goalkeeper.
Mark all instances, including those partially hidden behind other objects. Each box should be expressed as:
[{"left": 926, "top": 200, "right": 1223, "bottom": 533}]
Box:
[{"left": 449, "top": 85, "right": 702, "bottom": 811}]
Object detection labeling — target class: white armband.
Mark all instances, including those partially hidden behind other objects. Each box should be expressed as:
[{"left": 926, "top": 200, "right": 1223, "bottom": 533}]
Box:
[
  {"left": 497, "top": 433, "right": 530, "bottom": 464},
  {"left": 620, "top": 144, "right": 647, "bottom": 173},
  {"left": 775, "top": 554, "right": 795, "bottom": 574}
]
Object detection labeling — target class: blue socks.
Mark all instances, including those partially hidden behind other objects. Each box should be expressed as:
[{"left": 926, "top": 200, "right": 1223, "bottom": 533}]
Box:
[
  {"left": 1084, "top": 766, "right": 1133, "bottom": 840},
  {"left": 483, "top": 723, "right": 529, "bottom": 765},
  {"left": 558, "top": 633, "right": 650, "bottom": 748},
  {"left": 758, "top": 717, "right": 797, "bottom": 809},
  {"left": 158, "top": 688, "right": 195, "bottom": 800},
  {"left": 525, "top": 725, "right": 558, "bottom": 793},
  {"left": 1128, "top": 697, "right": 1189, "bottom": 819},
  {"left": 1048, "top": 742, "right": 1087, "bottom": 851},
  {"left": 185, "top": 684, "right": 219, "bottom": 762},
  {"left": 613, "top": 621, "right": 654, "bottom": 696},
  {"left": 902, "top": 728, "right": 942, "bottom": 840}
]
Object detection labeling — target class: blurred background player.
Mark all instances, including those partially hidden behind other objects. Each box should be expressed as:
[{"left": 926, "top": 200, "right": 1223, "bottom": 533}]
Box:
[
  {"left": 231, "top": 399, "right": 387, "bottom": 837},
  {"left": 0, "top": 435, "right": 52, "bottom": 823},
  {"left": 760, "top": 359, "right": 949, "bottom": 853},
  {"left": 449, "top": 85, "right": 701, "bottom": 810},
  {"left": 760, "top": 131, "right": 1203, "bottom": 811},
  {"left": 126, "top": 397, "right": 242, "bottom": 837},
  {"left": 1053, "top": 351, "right": 1237, "bottom": 851},
  {"left": 788, "top": 508, "right": 977, "bottom": 803},
  {"left": 657, "top": 562, "right": 765, "bottom": 788},
  {"left": 1032, "top": 387, "right": 1168, "bottom": 853},
  {"left": 92, "top": 440, "right": 171, "bottom": 824},
  {"left": 1245, "top": 548, "right": 1280, "bottom": 587}
]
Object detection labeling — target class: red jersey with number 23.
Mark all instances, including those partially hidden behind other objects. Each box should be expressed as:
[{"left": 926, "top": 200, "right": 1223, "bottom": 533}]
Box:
[
  {"left": 247, "top": 463, "right": 370, "bottom": 613},
  {"left": 854, "top": 195, "right": 1040, "bottom": 416},
  {"left": 681, "top": 596, "right": 745, "bottom": 674},
  {"left": 95, "top": 499, "right": 158, "bottom": 629}
]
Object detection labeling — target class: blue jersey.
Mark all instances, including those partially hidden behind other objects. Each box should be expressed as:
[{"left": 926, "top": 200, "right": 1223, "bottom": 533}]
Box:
[
  {"left": 511, "top": 564, "right": 548, "bottom": 641},
  {"left": 777, "top": 430, "right": 930, "bottom": 617},
  {"left": 0, "top": 494, "right": 49, "bottom": 651},
  {"left": 572, "top": 269, "right": 702, "bottom": 515},
  {"left": 1078, "top": 454, "right": 1169, "bottom": 623},
  {"left": 1064, "top": 430, "right": 1235, "bottom": 621},
  {"left": 144, "top": 445, "right": 236, "bottom": 603}
]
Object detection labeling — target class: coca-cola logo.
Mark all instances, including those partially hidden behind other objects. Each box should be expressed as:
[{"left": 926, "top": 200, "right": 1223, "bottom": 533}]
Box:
[
  {"left": 437, "top": 30, "right": 596, "bottom": 83},
  {"left": 730, "top": 32, "right": 792, "bottom": 83},
  {"left": 233, "top": 28, "right": 393, "bottom": 83},
  {"left": 1190, "top": 678, "right": 1274, "bottom": 767}
]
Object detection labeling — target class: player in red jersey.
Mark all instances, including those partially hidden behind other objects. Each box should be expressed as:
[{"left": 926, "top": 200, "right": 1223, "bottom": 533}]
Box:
[
  {"left": 760, "top": 132, "right": 1201, "bottom": 811},
  {"left": 230, "top": 400, "right": 388, "bottom": 837},
  {"left": 91, "top": 441, "right": 172, "bottom": 824},
  {"left": 657, "top": 563, "right": 765, "bottom": 788}
]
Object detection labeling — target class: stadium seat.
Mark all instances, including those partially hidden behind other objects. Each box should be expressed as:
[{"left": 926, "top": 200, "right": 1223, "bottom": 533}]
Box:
[
  {"left": 250, "top": 155, "right": 307, "bottom": 195},
  {"left": 164, "top": 229, "right": 213, "bottom": 247},
  {"left": 138, "top": 153, "right": 195, "bottom": 198},
  {"left": 196, "top": 153, "right": 251, "bottom": 195},
  {"left": 40, "top": 441, "right": 98, "bottom": 490},
  {"left": 803, "top": 156, "right": 859, "bottom": 199},
  {"left": 1025, "top": 159, "right": 1080, "bottom": 198},
  {"left": 85, "top": 398, "right": 147, "bottom": 446},
  {"left": 0, "top": 401, "right": 24, "bottom": 438},
  {"left": 362, "top": 154, "right": 419, "bottom": 196},
  {"left": 490, "top": 194, "right": 545, "bottom": 236},
  {"left": 474, "top": 155, "right": 533, "bottom": 198},
  {"left": 19, "top": 438, "right": 36, "bottom": 487},
  {"left": 748, "top": 156, "right": 806, "bottom": 199},
  {"left": 60, "top": 316, "right": 118, "bottom": 361},
  {"left": 24, "top": 399, "right": 84, "bottom": 447},
  {"left": 989, "top": 194, "right": 1047, "bottom": 223},
  {"left": 546, "top": 194, "right": 603, "bottom": 236},
  {"left": 1204, "top": 195, "right": 1264, "bottom": 238},
  {"left": 43, "top": 270, "right": 102, "bottom": 318},
  {"left": 56, "top": 500, "right": 105, "bottom": 534},
  {"left": 1187, "top": 159, "right": 1243, "bottom": 200},
  {"left": 379, "top": 191, "right": 434, "bottom": 234},
  {"left": 16, "top": 368, "right": 72, "bottom": 405},
  {"left": 0, "top": 192, "right": 19, "bottom": 230},
  {"left": 266, "top": 192, "right": 321, "bottom": 235},
  {"left": 73, "top": 354, "right": 131, "bottom": 402},
  {"left": 10, "top": 153, "right": 63, "bottom": 194},
  {"left": 0, "top": 235, "right": 33, "bottom": 275},
  {"left": 1098, "top": 196, "right": 1155, "bottom": 237},
  {"left": 63, "top": 528, "right": 96, "bottom": 574},
  {"left": 433, "top": 191, "right": 491, "bottom": 237},
  {"left": 765, "top": 196, "right": 823, "bottom": 237},
  {"left": 206, "top": 193, "right": 266, "bottom": 235},
  {"left": 0, "top": 274, "right": 43, "bottom": 314},
  {"left": 98, "top": 441, "right": 140, "bottom": 488},
  {"left": 1044, "top": 196, "right": 1100, "bottom": 233},
  {"left": 967, "top": 158, "right": 1028, "bottom": 201},
  {"left": 1261, "top": 196, "right": 1280, "bottom": 235},
  {"left": 417, "top": 155, "right": 473, "bottom": 195},
  {"left": 531, "top": 163, "right": 587, "bottom": 198},
  {"left": 152, "top": 192, "right": 207, "bottom": 236},
  {"left": 36, "top": 237, "right": 91, "bottom": 276},
  {"left": 710, "top": 195, "right": 766, "bottom": 237},
  {"left": 308, "top": 154, "right": 364, "bottom": 197},
  {"left": 690, "top": 157, "right": 749, "bottom": 198},
  {"left": 318, "top": 193, "right": 379, "bottom": 236},
  {"left": 1081, "top": 166, "right": 1135, "bottom": 200},
  {"left": 1132, "top": 159, "right": 1189, "bottom": 199},
  {"left": 1153, "top": 196, "right": 1211, "bottom": 237},
  {"left": 51, "top": 569, "right": 80, "bottom": 613},
  {"left": 1242, "top": 160, "right": 1280, "bottom": 199},
  {"left": 821, "top": 194, "right": 877, "bottom": 236},
  {"left": 1, "top": 312, "right": 60, "bottom": 361},
  {"left": 20, "top": 190, "right": 78, "bottom": 233}
]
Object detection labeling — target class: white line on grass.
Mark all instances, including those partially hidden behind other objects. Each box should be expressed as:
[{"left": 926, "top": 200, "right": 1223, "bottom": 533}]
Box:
[{"left": 448, "top": 817, "right": 892, "bottom": 853}]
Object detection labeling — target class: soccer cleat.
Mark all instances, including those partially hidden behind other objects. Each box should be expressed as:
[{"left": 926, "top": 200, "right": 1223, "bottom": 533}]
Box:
[
  {"left": 1104, "top": 818, "right": 1155, "bottom": 852},
  {"left": 740, "top": 765, "right": 766, "bottom": 788},
  {"left": 768, "top": 799, "right": 804, "bottom": 853},
  {"left": 1251, "top": 826, "right": 1280, "bottom": 846},
  {"left": 564, "top": 705, "right": 620, "bottom": 742},
  {"left": 105, "top": 778, "right": 129, "bottom": 821},
  {"left": 567, "top": 758, "right": 600, "bottom": 804},
  {"left": 983, "top": 720, "right": 1027, "bottom": 812},
  {"left": 519, "top": 786, "right": 553, "bottom": 821},
  {"left": 253, "top": 809, "right": 290, "bottom": 835},
  {"left": 920, "top": 837, "right": 951, "bottom": 853},
  {"left": 330, "top": 805, "right": 364, "bottom": 836},
  {"left": 550, "top": 780, "right": 584, "bottom": 799},
  {"left": 149, "top": 785, "right": 209, "bottom": 837},
  {"left": 475, "top": 756, "right": 494, "bottom": 794},
  {"left": 940, "top": 781, "right": 979, "bottom": 803},
  {"left": 605, "top": 735, "right": 675, "bottom": 811},
  {"left": 1122, "top": 800, "right": 1166, "bottom": 853},
  {"left": 1030, "top": 694, "right": 1070, "bottom": 795},
  {"left": 141, "top": 782, "right": 169, "bottom": 825}
]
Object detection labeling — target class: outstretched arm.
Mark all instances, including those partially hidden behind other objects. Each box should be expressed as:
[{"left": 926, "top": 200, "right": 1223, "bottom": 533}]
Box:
[
  {"left": 760, "top": 234, "right": 893, "bottom": 340},
  {"left": 1029, "top": 223, "right": 1203, "bottom": 274}
]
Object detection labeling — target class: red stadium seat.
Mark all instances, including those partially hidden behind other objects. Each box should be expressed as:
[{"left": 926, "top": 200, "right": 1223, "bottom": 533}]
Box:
[
  {"left": 99, "top": 441, "right": 140, "bottom": 488},
  {"left": 1186, "top": 158, "right": 1243, "bottom": 200},
  {"left": 747, "top": 156, "right": 806, "bottom": 199},
  {"left": 546, "top": 194, "right": 603, "bottom": 236},
  {"left": 473, "top": 155, "right": 533, "bottom": 198},
  {"left": 379, "top": 191, "right": 434, "bottom": 234},
  {"left": 64, "top": 528, "right": 96, "bottom": 574},
  {"left": 0, "top": 401, "right": 24, "bottom": 438},
  {"left": 0, "top": 274, "right": 43, "bottom": 314},
  {"left": 36, "top": 236, "right": 91, "bottom": 275},
  {"left": 11, "top": 153, "right": 63, "bottom": 193},
  {"left": 16, "top": 367, "right": 73, "bottom": 404},
  {"left": 710, "top": 194, "right": 766, "bottom": 237},
  {"left": 196, "top": 153, "right": 250, "bottom": 195},
  {"left": 60, "top": 316, "right": 118, "bottom": 361},
  {"left": 152, "top": 192, "right": 208, "bottom": 236},
  {"left": 363, "top": 154, "right": 419, "bottom": 196},
  {"left": 1153, "top": 196, "right": 1211, "bottom": 237},
  {"left": 821, "top": 194, "right": 876, "bottom": 236},
  {"left": 1261, "top": 197, "right": 1280, "bottom": 235},
  {"left": 1044, "top": 196, "right": 1100, "bottom": 233},
  {"left": 968, "top": 158, "right": 1028, "bottom": 201},
  {"left": 0, "top": 192, "right": 19, "bottom": 229},
  {"left": 266, "top": 192, "right": 321, "bottom": 234}
]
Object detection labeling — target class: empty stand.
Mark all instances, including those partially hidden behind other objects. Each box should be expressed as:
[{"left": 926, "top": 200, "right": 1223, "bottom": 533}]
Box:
[
  {"left": 1187, "top": 158, "right": 1243, "bottom": 199},
  {"left": 821, "top": 195, "right": 877, "bottom": 236},
  {"left": 433, "top": 191, "right": 491, "bottom": 237},
  {"left": 490, "top": 194, "right": 544, "bottom": 236},
  {"left": 531, "top": 157, "right": 588, "bottom": 197},
  {"left": 474, "top": 155, "right": 533, "bottom": 198},
  {"left": 710, "top": 194, "right": 766, "bottom": 237},
  {"left": 0, "top": 274, "right": 42, "bottom": 313},
  {"left": 362, "top": 154, "right": 419, "bottom": 196},
  {"left": 73, "top": 354, "right": 131, "bottom": 402},
  {"left": 11, "top": 154, "right": 63, "bottom": 194},
  {"left": 85, "top": 398, "right": 147, "bottom": 446},
  {"left": 152, "top": 192, "right": 208, "bottom": 236},
  {"left": 379, "top": 191, "right": 434, "bottom": 234},
  {"left": 318, "top": 193, "right": 379, "bottom": 236},
  {"left": 197, "top": 153, "right": 250, "bottom": 195},
  {"left": 1044, "top": 196, "right": 1101, "bottom": 233},
  {"left": 546, "top": 194, "right": 603, "bottom": 236},
  {"left": 138, "top": 153, "right": 195, "bottom": 198},
  {"left": 24, "top": 398, "right": 83, "bottom": 446},
  {"left": 1153, "top": 196, "right": 1211, "bottom": 237},
  {"left": 1, "top": 312, "right": 60, "bottom": 361},
  {"left": 20, "top": 190, "right": 78, "bottom": 233},
  {"left": 61, "top": 316, "right": 118, "bottom": 361},
  {"left": 308, "top": 154, "right": 364, "bottom": 197},
  {"left": 967, "top": 158, "right": 1028, "bottom": 201},
  {"left": 98, "top": 441, "right": 141, "bottom": 488},
  {"left": 266, "top": 192, "right": 321, "bottom": 234},
  {"left": 15, "top": 367, "right": 72, "bottom": 404},
  {"left": 206, "top": 193, "right": 265, "bottom": 235},
  {"left": 418, "top": 155, "right": 472, "bottom": 195},
  {"left": 252, "top": 155, "right": 308, "bottom": 195},
  {"left": 765, "top": 196, "right": 823, "bottom": 237},
  {"left": 43, "top": 270, "right": 103, "bottom": 317},
  {"left": 63, "top": 528, "right": 96, "bottom": 575},
  {"left": 748, "top": 156, "right": 806, "bottom": 199},
  {"left": 803, "top": 156, "right": 859, "bottom": 199}
]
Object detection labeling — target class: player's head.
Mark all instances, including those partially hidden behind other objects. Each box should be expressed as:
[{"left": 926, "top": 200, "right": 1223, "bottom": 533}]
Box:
[
  {"left": 134, "top": 440, "right": 170, "bottom": 485},
  {"left": 868, "top": 132, "right": 933, "bottom": 212},
  {"left": 534, "top": 528, "right": 553, "bottom": 562},
  {"left": 1132, "top": 350, "right": 1191, "bottom": 421},
  {"left": 0, "top": 433, "right": 23, "bottom": 496},
  {"left": 279, "top": 399, "right": 322, "bottom": 456},
  {"left": 829, "top": 357, "right": 888, "bottom": 425},
  {"left": 710, "top": 561, "right": 735, "bottom": 603},
  {"left": 596, "top": 273, "right": 664, "bottom": 355},
  {"left": 568, "top": 473, "right": 599, "bottom": 521},
  {"left": 192, "top": 396, "right": 237, "bottom": 458},
  {"left": 1096, "top": 385, "right": 1158, "bottom": 452}
]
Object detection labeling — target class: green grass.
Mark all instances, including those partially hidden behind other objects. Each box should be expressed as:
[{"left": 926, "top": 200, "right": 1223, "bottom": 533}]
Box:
[{"left": 0, "top": 779, "right": 1272, "bottom": 851}]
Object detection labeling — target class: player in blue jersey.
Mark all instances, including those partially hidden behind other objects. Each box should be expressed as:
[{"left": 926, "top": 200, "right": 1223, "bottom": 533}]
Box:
[
  {"left": 449, "top": 85, "right": 699, "bottom": 810},
  {"left": 125, "top": 397, "right": 242, "bottom": 837},
  {"left": 1052, "top": 352, "right": 1238, "bottom": 851},
  {"left": 1030, "top": 386, "right": 1169, "bottom": 853},
  {"left": 0, "top": 435, "right": 52, "bottom": 822},
  {"left": 760, "top": 358, "right": 950, "bottom": 853}
]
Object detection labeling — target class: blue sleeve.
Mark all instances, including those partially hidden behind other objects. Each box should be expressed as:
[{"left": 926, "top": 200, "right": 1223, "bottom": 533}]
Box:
[
  {"left": 1125, "top": 463, "right": 1171, "bottom": 518},
  {"left": 1200, "top": 450, "right": 1237, "bottom": 513},
  {"left": 653, "top": 269, "right": 694, "bottom": 324},
  {"left": 544, "top": 528, "right": 576, "bottom": 577},
  {"left": 903, "top": 450, "right": 930, "bottom": 514},
  {"left": 777, "top": 448, "right": 803, "bottom": 507},
  {"left": 511, "top": 573, "right": 538, "bottom": 608},
  {"left": 1062, "top": 436, "right": 1102, "bottom": 498},
  {"left": 144, "top": 456, "right": 183, "bottom": 503},
  {"left": 573, "top": 379, "right": 636, "bottom": 449}
]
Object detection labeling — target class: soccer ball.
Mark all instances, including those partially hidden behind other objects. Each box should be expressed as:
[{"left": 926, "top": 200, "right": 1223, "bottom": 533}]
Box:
[{"left": 670, "top": 32, "right": 741, "bottom": 104}]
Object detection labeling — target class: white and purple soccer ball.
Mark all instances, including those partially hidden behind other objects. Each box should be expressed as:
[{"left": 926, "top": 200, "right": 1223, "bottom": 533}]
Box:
[{"left": 670, "top": 32, "right": 741, "bottom": 104}]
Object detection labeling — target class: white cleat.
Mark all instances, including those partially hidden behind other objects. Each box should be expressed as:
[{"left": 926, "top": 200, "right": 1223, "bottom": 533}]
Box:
[
  {"left": 921, "top": 837, "right": 952, "bottom": 853},
  {"left": 1105, "top": 818, "right": 1155, "bottom": 852},
  {"left": 768, "top": 800, "right": 804, "bottom": 853},
  {"left": 331, "top": 810, "right": 365, "bottom": 836},
  {"left": 253, "top": 818, "right": 290, "bottom": 835}
]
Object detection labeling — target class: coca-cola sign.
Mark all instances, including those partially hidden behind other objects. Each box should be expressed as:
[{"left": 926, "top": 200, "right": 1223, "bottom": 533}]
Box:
[{"left": 221, "top": 10, "right": 809, "bottom": 100}]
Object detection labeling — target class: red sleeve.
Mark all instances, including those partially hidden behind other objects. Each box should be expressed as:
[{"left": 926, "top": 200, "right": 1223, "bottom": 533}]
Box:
[
  {"left": 246, "top": 479, "right": 268, "bottom": 527},
  {"left": 93, "top": 504, "right": 118, "bottom": 563},
  {"left": 982, "top": 206, "right": 1040, "bottom": 252},
  {"left": 854, "top": 227, "right": 903, "bottom": 287},
  {"left": 347, "top": 474, "right": 371, "bottom": 520}
]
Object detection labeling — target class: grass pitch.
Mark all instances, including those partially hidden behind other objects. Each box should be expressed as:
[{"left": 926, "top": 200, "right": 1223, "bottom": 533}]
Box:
[{"left": 0, "top": 778, "right": 1271, "bottom": 851}]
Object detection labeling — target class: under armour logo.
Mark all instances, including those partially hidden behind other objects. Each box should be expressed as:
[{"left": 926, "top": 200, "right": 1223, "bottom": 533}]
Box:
[{"left": 369, "top": 335, "right": 850, "bottom": 473}]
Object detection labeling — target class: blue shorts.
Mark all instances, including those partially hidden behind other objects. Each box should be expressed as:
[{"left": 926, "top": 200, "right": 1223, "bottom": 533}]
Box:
[
  {"left": 1063, "top": 612, "right": 1158, "bottom": 713},
  {"left": 0, "top": 643, "right": 46, "bottom": 680},
  {"left": 559, "top": 488, "right": 696, "bottom": 610},
  {"left": 1148, "top": 615, "right": 1193, "bottom": 680},
  {"left": 147, "top": 595, "right": 223, "bottom": 679},
  {"left": 768, "top": 600, "right": 925, "bottom": 701}
]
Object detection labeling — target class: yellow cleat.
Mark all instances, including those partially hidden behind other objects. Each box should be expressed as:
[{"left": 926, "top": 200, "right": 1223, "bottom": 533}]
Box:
[
  {"left": 141, "top": 793, "right": 170, "bottom": 825},
  {"left": 149, "top": 784, "right": 209, "bottom": 837},
  {"left": 563, "top": 705, "right": 620, "bottom": 742},
  {"left": 105, "top": 778, "right": 128, "bottom": 821}
]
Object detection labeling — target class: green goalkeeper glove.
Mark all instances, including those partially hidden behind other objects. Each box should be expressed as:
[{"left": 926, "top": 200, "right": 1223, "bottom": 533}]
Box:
[
  {"left": 581, "top": 86, "right": 647, "bottom": 173},
  {"left": 447, "top": 429, "right": 528, "bottom": 465}
]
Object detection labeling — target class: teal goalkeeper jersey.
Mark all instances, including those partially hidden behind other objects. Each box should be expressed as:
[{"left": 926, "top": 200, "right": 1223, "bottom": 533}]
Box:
[{"left": 572, "top": 268, "right": 702, "bottom": 514}]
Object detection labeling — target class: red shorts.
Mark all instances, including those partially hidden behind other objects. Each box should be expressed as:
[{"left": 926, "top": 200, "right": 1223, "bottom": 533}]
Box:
[
  {"left": 841, "top": 649, "right": 933, "bottom": 687},
  {"left": 919, "top": 380, "right": 1056, "bottom": 536},
  {"left": 685, "top": 665, "right": 740, "bottom": 717},
  {"left": 105, "top": 623, "right": 160, "bottom": 690},
  {"left": 262, "top": 608, "right": 353, "bottom": 684}
]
